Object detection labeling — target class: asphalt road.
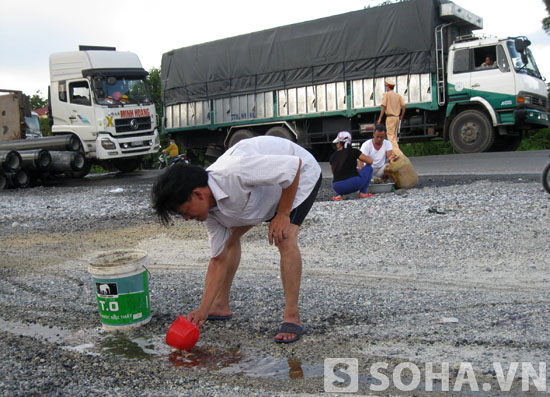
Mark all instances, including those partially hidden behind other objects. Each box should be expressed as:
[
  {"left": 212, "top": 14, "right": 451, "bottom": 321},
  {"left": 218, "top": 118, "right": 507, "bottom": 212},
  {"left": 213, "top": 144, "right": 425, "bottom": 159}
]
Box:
[{"left": 75, "top": 150, "right": 550, "bottom": 188}]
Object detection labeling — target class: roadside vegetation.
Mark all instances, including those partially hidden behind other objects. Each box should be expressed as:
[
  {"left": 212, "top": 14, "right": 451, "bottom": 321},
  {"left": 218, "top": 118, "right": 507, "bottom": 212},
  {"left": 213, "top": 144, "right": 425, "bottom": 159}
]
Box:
[{"left": 400, "top": 128, "right": 550, "bottom": 157}]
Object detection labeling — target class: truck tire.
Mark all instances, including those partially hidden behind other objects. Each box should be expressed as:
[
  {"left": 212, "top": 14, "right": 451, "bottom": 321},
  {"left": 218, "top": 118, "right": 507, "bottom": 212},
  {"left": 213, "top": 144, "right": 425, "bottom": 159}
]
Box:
[
  {"left": 227, "top": 129, "right": 255, "bottom": 148},
  {"left": 265, "top": 126, "right": 295, "bottom": 141},
  {"left": 489, "top": 135, "right": 522, "bottom": 152},
  {"left": 449, "top": 110, "right": 495, "bottom": 154},
  {"left": 0, "top": 173, "right": 7, "bottom": 189},
  {"left": 113, "top": 157, "right": 141, "bottom": 173},
  {"left": 542, "top": 161, "right": 550, "bottom": 194}
]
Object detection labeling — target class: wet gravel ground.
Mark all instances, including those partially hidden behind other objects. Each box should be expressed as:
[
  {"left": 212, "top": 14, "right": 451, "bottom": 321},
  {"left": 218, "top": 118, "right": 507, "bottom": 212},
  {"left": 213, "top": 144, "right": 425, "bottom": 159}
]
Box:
[{"left": 1, "top": 174, "right": 550, "bottom": 396}]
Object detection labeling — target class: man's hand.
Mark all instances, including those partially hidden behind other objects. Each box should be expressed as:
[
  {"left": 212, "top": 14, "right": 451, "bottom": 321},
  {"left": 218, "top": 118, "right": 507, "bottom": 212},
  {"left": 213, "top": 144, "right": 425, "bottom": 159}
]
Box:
[
  {"left": 186, "top": 307, "right": 208, "bottom": 328},
  {"left": 269, "top": 213, "right": 291, "bottom": 246}
]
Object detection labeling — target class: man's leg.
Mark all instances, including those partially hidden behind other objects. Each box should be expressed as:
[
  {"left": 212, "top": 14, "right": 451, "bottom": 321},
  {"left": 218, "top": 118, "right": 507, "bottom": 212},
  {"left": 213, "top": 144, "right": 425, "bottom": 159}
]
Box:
[
  {"left": 275, "top": 224, "right": 302, "bottom": 341},
  {"left": 209, "top": 225, "right": 253, "bottom": 317},
  {"left": 386, "top": 117, "right": 403, "bottom": 156},
  {"left": 274, "top": 173, "right": 321, "bottom": 341}
]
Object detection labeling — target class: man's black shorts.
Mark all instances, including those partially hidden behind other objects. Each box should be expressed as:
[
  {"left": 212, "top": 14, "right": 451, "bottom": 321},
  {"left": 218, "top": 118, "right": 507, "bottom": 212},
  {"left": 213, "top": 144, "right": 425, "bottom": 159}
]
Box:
[{"left": 287, "top": 173, "right": 323, "bottom": 226}]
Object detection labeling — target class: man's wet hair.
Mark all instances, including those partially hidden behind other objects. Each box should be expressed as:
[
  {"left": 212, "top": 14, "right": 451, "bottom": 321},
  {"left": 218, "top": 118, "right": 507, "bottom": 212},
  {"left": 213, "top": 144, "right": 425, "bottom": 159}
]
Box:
[
  {"left": 151, "top": 163, "right": 208, "bottom": 226},
  {"left": 375, "top": 125, "right": 387, "bottom": 134}
]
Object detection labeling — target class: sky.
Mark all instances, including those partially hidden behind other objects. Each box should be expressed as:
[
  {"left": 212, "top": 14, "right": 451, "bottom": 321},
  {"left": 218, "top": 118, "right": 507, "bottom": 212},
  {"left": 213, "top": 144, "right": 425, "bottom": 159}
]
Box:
[{"left": 1, "top": 0, "right": 548, "bottom": 98}]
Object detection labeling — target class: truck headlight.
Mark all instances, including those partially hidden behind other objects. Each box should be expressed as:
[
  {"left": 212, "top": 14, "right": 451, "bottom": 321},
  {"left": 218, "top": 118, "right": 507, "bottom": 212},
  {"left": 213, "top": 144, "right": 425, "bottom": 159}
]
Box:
[
  {"left": 517, "top": 95, "right": 531, "bottom": 105},
  {"left": 101, "top": 138, "right": 116, "bottom": 150}
]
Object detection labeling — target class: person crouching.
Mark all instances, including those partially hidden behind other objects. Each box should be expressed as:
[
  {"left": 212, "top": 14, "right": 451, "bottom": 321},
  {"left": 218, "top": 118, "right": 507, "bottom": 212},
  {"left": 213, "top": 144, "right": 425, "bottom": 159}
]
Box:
[{"left": 329, "top": 131, "right": 374, "bottom": 201}]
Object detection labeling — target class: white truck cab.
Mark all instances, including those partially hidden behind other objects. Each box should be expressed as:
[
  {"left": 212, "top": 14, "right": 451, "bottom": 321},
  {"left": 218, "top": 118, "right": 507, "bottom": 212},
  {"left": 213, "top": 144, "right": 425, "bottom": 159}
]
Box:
[
  {"left": 49, "top": 46, "right": 160, "bottom": 174},
  {"left": 446, "top": 35, "right": 548, "bottom": 152}
]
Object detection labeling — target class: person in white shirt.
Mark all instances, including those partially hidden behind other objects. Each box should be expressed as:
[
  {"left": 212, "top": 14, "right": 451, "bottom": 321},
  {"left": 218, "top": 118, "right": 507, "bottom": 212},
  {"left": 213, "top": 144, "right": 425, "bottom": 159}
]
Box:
[
  {"left": 152, "top": 136, "right": 322, "bottom": 344},
  {"left": 359, "top": 125, "right": 397, "bottom": 180}
]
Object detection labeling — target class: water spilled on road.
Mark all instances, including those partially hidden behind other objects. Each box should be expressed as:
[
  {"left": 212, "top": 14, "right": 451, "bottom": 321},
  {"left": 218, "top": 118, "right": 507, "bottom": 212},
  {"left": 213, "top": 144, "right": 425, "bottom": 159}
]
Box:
[{"left": 0, "top": 318, "right": 323, "bottom": 379}]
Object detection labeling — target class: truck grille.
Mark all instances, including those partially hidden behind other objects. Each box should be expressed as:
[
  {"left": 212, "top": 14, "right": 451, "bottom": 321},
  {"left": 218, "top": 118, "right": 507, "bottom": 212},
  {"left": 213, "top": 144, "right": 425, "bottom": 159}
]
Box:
[
  {"left": 532, "top": 96, "right": 547, "bottom": 109},
  {"left": 115, "top": 116, "right": 152, "bottom": 133}
]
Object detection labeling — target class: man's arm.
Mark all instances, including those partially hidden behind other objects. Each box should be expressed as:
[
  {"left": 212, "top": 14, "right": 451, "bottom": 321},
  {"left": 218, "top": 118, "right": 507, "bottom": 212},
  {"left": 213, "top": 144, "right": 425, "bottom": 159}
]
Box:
[
  {"left": 269, "top": 159, "right": 301, "bottom": 246},
  {"left": 377, "top": 105, "right": 386, "bottom": 124},
  {"left": 187, "top": 253, "right": 227, "bottom": 327},
  {"left": 386, "top": 150, "right": 397, "bottom": 162},
  {"left": 359, "top": 153, "right": 373, "bottom": 166}
]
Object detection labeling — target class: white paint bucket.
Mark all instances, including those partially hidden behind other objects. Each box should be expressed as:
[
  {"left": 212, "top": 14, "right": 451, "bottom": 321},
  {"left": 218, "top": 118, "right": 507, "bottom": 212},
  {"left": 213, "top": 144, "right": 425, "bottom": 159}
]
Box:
[{"left": 88, "top": 249, "right": 151, "bottom": 331}]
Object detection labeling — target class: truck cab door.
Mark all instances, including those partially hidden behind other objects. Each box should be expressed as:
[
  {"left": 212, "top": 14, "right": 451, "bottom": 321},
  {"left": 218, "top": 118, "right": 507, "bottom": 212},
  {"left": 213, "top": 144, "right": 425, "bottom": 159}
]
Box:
[
  {"left": 447, "top": 48, "right": 471, "bottom": 102},
  {"left": 470, "top": 45, "right": 515, "bottom": 110},
  {"left": 53, "top": 80, "right": 96, "bottom": 145}
]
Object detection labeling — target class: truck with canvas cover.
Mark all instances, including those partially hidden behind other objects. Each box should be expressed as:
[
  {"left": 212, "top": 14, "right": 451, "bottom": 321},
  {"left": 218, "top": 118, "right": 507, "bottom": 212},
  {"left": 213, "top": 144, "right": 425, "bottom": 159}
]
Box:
[
  {"left": 161, "top": 0, "right": 549, "bottom": 158},
  {"left": 49, "top": 46, "right": 160, "bottom": 175}
]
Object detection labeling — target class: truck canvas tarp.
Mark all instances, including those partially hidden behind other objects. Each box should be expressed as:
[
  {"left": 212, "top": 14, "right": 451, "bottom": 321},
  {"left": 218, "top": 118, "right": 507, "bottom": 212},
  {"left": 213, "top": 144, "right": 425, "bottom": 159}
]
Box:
[{"left": 161, "top": 0, "right": 441, "bottom": 105}]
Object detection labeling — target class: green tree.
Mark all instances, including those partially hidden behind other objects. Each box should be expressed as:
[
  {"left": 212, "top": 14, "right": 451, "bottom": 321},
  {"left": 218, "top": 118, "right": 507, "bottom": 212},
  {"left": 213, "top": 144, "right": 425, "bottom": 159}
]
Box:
[
  {"left": 146, "top": 67, "right": 162, "bottom": 118},
  {"left": 30, "top": 90, "right": 48, "bottom": 110},
  {"left": 543, "top": 0, "right": 550, "bottom": 34}
]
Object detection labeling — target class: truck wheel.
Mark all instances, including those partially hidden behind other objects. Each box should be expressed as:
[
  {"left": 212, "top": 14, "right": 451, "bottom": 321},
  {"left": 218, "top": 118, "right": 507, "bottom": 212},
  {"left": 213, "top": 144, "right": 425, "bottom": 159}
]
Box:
[
  {"left": 227, "top": 129, "right": 255, "bottom": 148},
  {"left": 113, "top": 157, "right": 141, "bottom": 173},
  {"left": 489, "top": 135, "right": 522, "bottom": 152},
  {"left": 449, "top": 110, "right": 495, "bottom": 153},
  {"left": 265, "top": 126, "right": 295, "bottom": 141},
  {"left": 542, "top": 161, "right": 550, "bottom": 194}
]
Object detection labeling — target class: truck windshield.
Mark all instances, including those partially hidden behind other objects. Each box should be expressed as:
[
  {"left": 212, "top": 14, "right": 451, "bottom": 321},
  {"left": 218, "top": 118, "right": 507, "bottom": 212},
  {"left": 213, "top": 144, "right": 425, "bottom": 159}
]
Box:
[
  {"left": 506, "top": 41, "right": 542, "bottom": 79},
  {"left": 93, "top": 76, "right": 152, "bottom": 106},
  {"left": 24, "top": 114, "right": 42, "bottom": 138}
]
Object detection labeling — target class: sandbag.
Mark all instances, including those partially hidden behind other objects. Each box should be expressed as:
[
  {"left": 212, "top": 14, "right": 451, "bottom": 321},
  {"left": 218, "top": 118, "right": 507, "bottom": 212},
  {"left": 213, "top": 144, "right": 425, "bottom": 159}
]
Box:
[{"left": 386, "top": 154, "right": 418, "bottom": 189}]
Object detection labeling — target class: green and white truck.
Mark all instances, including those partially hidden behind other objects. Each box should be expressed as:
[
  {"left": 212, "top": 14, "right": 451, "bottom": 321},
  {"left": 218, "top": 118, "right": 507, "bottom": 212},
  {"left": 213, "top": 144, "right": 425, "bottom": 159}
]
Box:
[{"left": 161, "top": 0, "right": 548, "bottom": 159}]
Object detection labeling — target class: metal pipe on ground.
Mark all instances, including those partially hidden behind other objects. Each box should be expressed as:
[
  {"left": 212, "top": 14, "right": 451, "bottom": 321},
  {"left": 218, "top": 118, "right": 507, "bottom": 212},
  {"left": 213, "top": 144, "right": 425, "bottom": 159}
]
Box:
[
  {"left": 49, "top": 151, "right": 86, "bottom": 173},
  {"left": 19, "top": 149, "right": 52, "bottom": 171},
  {"left": 5, "top": 169, "right": 30, "bottom": 189},
  {"left": 0, "top": 134, "right": 81, "bottom": 152},
  {"left": 0, "top": 150, "right": 23, "bottom": 172}
]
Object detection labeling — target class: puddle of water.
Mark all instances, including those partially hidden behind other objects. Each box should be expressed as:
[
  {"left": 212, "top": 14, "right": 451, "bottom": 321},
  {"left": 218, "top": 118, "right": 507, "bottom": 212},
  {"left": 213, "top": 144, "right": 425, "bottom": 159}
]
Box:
[
  {"left": 0, "top": 317, "right": 101, "bottom": 355},
  {"left": 100, "top": 333, "right": 170, "bottom": 359},
  {"left": 168, "top": 346, "right": 323, "bottom": 379},
  {"left": 0, "top": 317, "right": 323, "bottom": 380}
]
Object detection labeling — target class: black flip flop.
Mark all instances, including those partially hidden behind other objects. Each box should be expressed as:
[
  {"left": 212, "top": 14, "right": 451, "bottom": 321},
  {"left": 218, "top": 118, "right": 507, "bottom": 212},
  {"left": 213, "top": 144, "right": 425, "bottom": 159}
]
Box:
[
  {"left": 207, "top": 314, "right": 233, "bottom": 321},
  {"left": 274, "top": 322, "right": 304, "bottom": 343}
]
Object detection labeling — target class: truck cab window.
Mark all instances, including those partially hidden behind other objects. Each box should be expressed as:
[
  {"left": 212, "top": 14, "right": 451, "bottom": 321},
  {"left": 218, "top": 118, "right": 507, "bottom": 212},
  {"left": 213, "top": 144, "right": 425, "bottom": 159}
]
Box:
[
  {"left": 496, "top": 45, "right": 510, "bottom": 73},
  {"left": 69, "top": 81, "right": 91, "bottom": 106},
  {"left": 59, "top": 81, "right": 67, "bottom": 102},
  {"left": 474, "top": 46, "right": 497, "bottom": 70},
  {"left": 453, "top": 49, "right": 471, "bottom": 74}
]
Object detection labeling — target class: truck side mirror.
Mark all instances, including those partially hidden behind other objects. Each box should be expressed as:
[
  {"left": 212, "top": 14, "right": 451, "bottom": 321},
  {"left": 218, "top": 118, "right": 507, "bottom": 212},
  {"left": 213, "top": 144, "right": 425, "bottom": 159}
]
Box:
[
  {"left": 92, "top": 77, "right": 103, "bottom": 90},
  {"left": 514, "top": 39, "right": 525, "bottom": 53},
  {"left": 521, "top": 53, "right": 529, "bottom": 66}
]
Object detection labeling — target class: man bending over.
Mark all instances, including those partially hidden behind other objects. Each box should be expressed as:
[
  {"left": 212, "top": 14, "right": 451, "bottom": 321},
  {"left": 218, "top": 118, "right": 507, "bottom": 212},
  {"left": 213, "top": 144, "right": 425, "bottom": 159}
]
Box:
[{"left": 152, "top": 136, "right": 322, "bottom": 344}]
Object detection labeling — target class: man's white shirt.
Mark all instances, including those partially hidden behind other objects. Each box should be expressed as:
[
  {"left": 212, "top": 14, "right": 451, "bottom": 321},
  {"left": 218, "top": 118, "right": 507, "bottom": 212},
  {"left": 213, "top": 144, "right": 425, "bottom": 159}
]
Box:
[
  {"left": 205, "top": 136, "right": 321, "bottom": 257},
  {"left": 360, "top": 139, "right": 393, "bottom": 169}
]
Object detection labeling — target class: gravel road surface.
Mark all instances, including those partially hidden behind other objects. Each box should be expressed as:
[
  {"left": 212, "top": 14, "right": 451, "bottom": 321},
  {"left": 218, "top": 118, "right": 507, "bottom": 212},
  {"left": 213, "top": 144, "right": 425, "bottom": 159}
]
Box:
[{"left": 1, "top": 172, "right": 549, "bottom": 396}]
